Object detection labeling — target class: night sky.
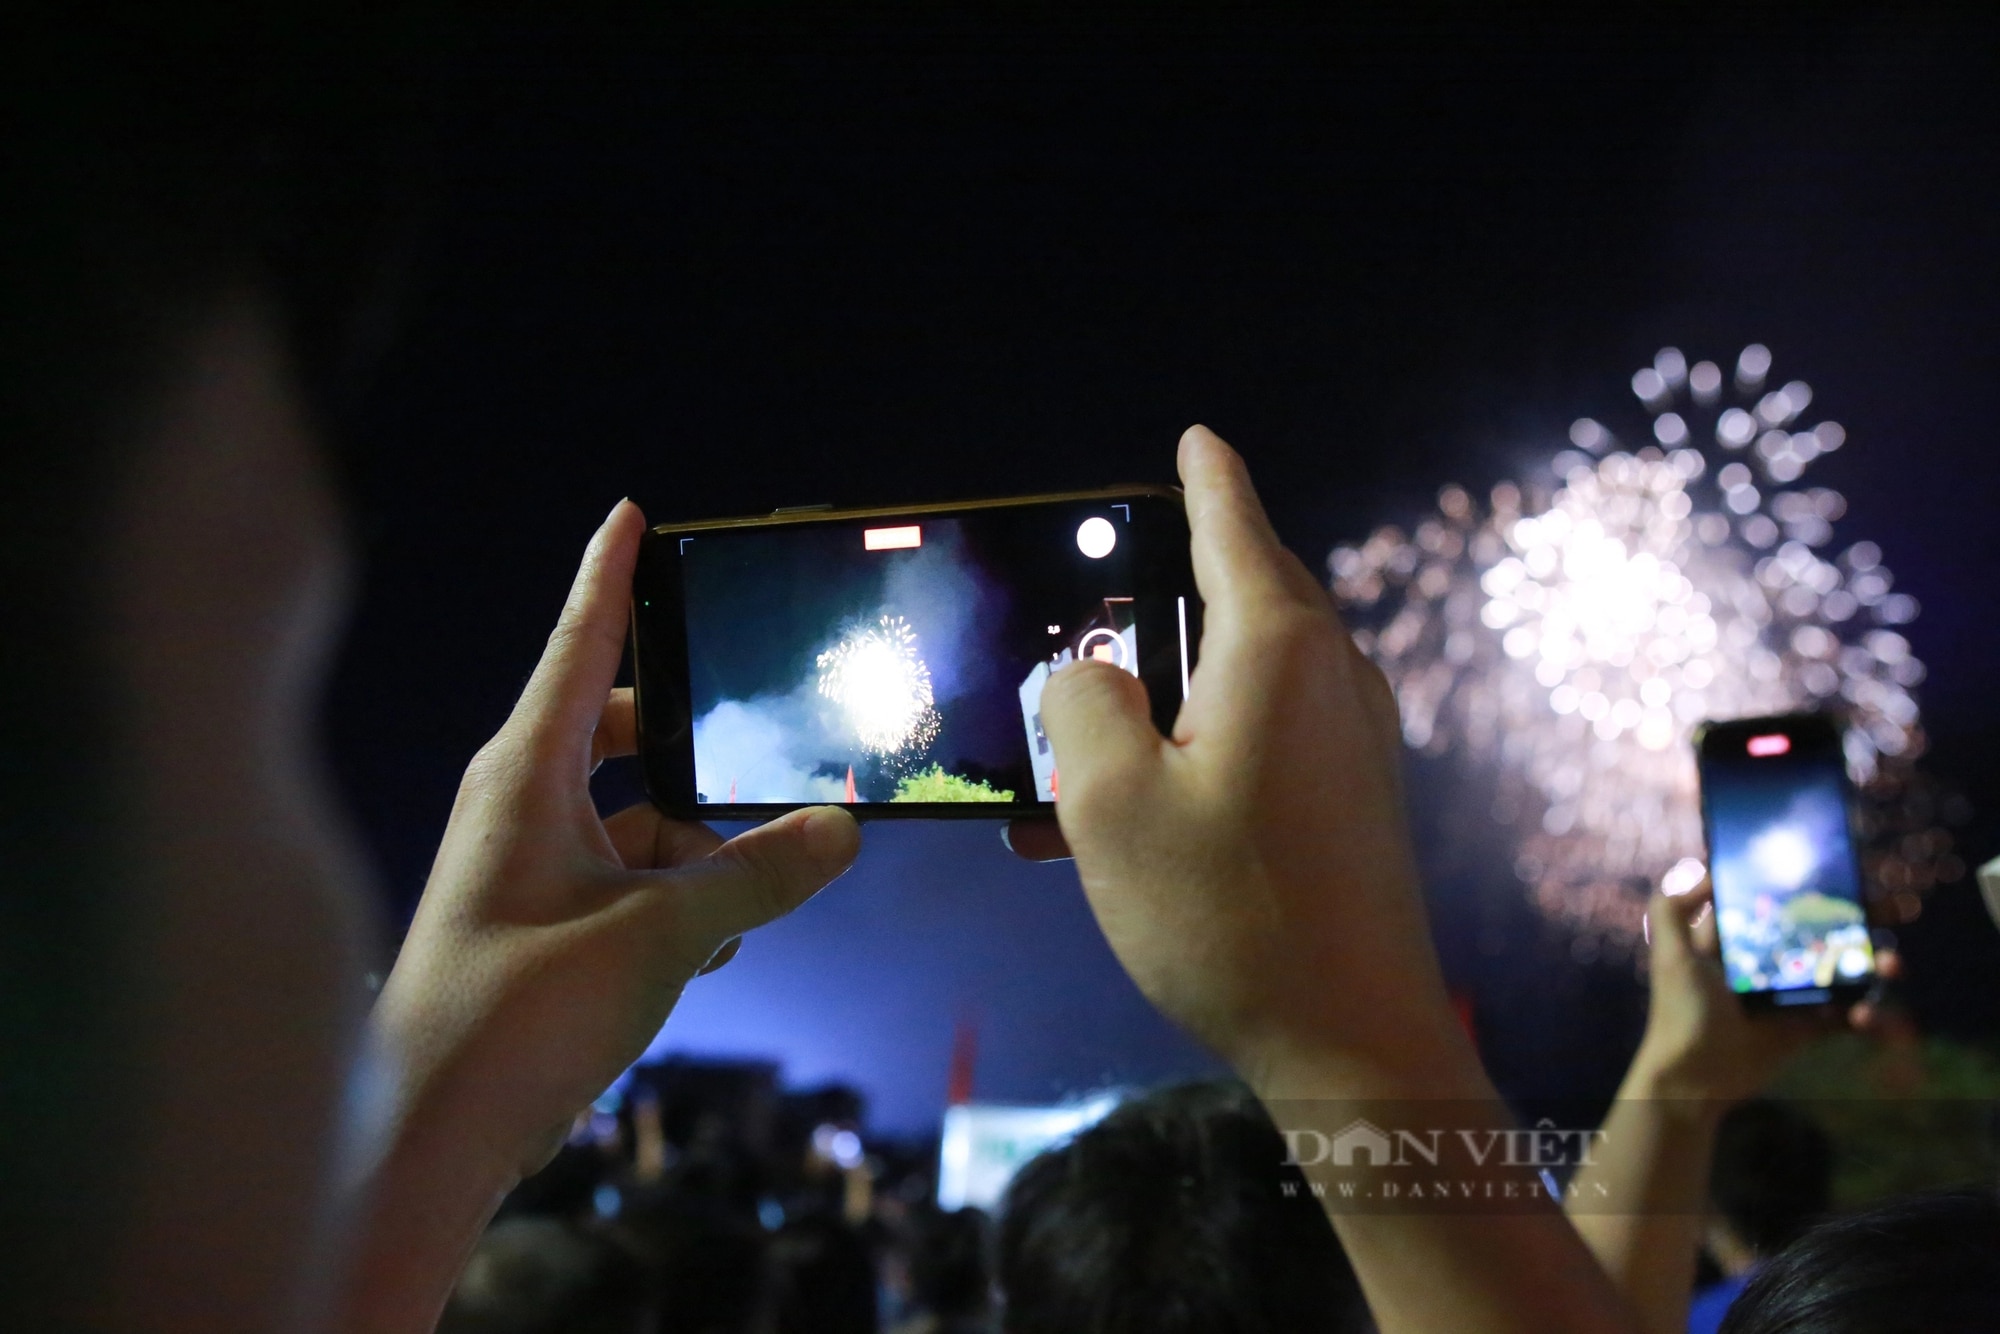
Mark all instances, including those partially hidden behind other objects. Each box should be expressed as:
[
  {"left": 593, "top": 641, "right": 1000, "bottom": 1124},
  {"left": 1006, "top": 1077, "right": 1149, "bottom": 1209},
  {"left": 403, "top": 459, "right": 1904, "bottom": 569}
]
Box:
[{"left": 326, "top": 10, "right": 2000, "bottom": 1134}]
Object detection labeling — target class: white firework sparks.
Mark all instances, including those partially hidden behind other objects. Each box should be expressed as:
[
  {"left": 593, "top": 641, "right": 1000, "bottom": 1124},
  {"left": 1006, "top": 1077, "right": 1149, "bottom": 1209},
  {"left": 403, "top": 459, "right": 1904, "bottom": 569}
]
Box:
[
  {"left": 1331, "top": 345, "right": 1961, "bottom": 946},
  {"left": 816, "top": 614, "right": 943, "bottom": 756}
]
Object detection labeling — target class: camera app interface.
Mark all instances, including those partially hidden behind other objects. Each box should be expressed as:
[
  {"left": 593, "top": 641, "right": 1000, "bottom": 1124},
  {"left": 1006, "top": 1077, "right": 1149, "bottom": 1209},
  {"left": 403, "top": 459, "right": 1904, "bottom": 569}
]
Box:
[
  {"left": 677, "top": 504, "right": 1188, "bottom": 806},
  {"left": 1706, "top": 733, "right": 1874, "bottom": 998}
]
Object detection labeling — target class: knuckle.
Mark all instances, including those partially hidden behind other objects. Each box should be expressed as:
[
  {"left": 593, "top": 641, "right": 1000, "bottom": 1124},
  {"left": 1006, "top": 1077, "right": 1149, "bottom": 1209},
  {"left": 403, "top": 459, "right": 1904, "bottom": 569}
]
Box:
[
  {"left": 548, "top": 596, "right": 624, "bottom": 660},
  {"left": 460, "top": 735, "right": 524, "bottom": 796},
  {"left": 542, "top": 616, "right": 586, "bottom": 667},
  {"left": 544, "top": 600, "right": 579, "bottom": 642}
]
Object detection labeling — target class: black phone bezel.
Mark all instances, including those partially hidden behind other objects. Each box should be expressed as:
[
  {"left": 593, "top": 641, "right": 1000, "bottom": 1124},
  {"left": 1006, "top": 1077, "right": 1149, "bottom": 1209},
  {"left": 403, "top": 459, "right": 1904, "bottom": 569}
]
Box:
[
  {"left": 1693, "top": 711, "right": 1874, "bottom": 1012},
  {"left": 630, "top": 486, "right": 1198, "bottom": 820}
]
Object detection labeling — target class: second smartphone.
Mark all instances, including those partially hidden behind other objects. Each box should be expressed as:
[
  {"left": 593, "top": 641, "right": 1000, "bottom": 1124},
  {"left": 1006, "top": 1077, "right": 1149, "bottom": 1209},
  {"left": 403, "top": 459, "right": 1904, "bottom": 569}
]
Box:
[
  {"left": 1695, "top": 712, "right": 1877, "bottom": 1010},
  {"left": 631, "top": 488, "right": 1199, "bottom": 818}
]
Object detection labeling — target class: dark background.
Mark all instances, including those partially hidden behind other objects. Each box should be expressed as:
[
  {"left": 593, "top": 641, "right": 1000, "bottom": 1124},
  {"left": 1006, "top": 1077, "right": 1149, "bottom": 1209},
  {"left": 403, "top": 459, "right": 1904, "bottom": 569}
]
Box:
[{"left": 325, "top": 7, "right": 2000, "bottom": 1132}]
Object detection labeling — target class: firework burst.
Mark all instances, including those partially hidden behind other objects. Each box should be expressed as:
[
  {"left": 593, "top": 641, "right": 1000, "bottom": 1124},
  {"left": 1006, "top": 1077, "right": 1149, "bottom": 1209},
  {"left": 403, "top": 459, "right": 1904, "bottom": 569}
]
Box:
[
  {"left": 1330, "top": 345, "right": 1961, "bottom": 948},
  {"left": 817, "top": 614, "right": 944, "bottom": 757}
]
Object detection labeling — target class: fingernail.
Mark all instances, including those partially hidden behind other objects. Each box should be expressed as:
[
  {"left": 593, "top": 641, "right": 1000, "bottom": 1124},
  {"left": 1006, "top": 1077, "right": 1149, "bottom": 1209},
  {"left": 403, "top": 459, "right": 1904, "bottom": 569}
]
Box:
[
  {"left": 801, "top": 807, "right": 859, "bottom": 869},
  {"left": 999, "top": 824, "right": 1015, "bottom": 853},
  {"left": 605, "top": 497, "right": 629, "bottom": 523}
]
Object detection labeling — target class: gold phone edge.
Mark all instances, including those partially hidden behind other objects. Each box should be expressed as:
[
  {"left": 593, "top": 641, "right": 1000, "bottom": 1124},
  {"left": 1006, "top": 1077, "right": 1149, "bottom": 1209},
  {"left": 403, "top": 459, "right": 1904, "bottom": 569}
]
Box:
[{"left": 645, "top": 484, "right": 1185, "bottom": 536}]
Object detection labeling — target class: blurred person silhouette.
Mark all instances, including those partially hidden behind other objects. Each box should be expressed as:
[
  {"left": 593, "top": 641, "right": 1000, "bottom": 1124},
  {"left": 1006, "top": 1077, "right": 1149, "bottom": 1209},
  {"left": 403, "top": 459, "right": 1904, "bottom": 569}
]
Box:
[
  {"left": 666, "top": 1111, "right": 770, "bottom": 1218},
  {"left": 1, "top": 18, "right": 863, "bottom": 1332},
  {"left": 1, "top": 16, "right": 424, "bottom": 1328},
  {"left": 888, "top": 1207, "right": 993, "bottom": 1334},
  {"left": 1689, "top": 1100, "right": 1833, "bottom": 1333},
  {"left": 765, "top": 1211, "right": 878, "bottom": 1334},
  {"left": 438, "top": 1217, "right": 651, "bottom": 1334},
  {"left": 608, "top": 1173, "right": 769, "bottom": 1334},
  {"left": 642, "top": 1209, "right": 768, "bottom": 1334},
  {"left": 503, "top": 1142, "right": 625, "bottom": 1224},
  {"left": 1719, "top": 1187, "right": 2000, "bottom": 1334},
  {"left": 998, "top": 1081, "right": 1367, "bottom": 1334}
]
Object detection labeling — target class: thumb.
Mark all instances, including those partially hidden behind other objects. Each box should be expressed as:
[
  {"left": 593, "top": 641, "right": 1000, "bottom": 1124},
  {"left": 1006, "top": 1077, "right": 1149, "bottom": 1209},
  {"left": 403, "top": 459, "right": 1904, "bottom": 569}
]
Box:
[
  {"left": 661, "top": 807, "right": 861, "bottom": 949},
  {"left": 1039, "top": 660, "right": 1163, "bottom": 819}
]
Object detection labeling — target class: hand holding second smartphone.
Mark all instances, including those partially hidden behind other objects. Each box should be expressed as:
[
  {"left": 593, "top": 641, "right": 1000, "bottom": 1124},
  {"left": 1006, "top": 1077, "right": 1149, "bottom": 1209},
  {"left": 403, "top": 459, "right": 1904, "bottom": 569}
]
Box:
[{"left": 1636, "top": 875, "right": 1892, "bottom": 1107}]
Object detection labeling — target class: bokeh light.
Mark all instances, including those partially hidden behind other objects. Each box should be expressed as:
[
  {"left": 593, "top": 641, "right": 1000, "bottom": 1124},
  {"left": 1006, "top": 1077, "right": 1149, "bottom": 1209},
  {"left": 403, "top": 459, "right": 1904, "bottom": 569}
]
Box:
[{"left": 1330, "top": 346, "right": 1962, "bottom": 949}]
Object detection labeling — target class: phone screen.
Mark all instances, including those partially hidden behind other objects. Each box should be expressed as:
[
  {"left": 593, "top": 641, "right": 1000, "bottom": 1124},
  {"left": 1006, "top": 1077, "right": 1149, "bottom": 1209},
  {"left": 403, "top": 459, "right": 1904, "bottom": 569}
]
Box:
[
  {"left": 632, "top": 492, "right": 1195, "bottom": 815},
  {"left": 1699, "top": 716, "right": 1875, "bottom": 1005}
]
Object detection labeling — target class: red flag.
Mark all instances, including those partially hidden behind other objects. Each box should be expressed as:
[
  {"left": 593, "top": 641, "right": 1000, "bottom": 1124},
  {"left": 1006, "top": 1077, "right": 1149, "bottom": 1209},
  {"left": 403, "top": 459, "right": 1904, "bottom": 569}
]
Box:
[
  {"left": 844, "top": 765, "right": 857, "bottom": 803},
  {"left": 1450, "top": 990, "right": 1478, "bottom": 1056},
  {"left": 946, "top": 1016, "right": 978, "bottom": 1106}
]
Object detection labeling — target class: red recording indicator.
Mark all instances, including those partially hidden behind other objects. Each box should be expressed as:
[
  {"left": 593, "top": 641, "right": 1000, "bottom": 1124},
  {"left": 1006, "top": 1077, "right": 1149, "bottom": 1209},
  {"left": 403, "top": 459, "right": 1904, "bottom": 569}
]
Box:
[
  {"left": 1746, "top": 733, "right": 1792, "bottom": 757},
  {"left": 864, "top": 525, "right": 922, "bottom": 551}
]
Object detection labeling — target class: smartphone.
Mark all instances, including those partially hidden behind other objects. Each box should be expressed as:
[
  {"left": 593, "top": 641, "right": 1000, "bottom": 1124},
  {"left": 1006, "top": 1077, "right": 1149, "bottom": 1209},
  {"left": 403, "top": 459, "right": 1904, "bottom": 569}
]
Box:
[
  {"left": 630, "top": 488, "right": 1198, "bottom": 818},
  {"left": 1694, "top": 713, "right": 1876, "bottom": 1010}
]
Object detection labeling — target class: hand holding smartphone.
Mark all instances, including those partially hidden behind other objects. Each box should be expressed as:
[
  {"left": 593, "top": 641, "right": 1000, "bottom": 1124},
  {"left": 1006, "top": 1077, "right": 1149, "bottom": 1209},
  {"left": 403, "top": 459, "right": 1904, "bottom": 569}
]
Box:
[
  {"left": 1695, "top": 712, "right": 1878, "bottom": 1010},
  {"left": 630, "top": 489, "right": 1198, "bottom": 818}
]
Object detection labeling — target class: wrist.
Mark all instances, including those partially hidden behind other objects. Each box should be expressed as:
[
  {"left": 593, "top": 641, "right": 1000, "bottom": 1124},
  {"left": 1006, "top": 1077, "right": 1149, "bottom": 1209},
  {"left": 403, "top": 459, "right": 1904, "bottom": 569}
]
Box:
[
  {"left": 1619, "top": 1042, "right": 1732, "bottom": 1129},
  {"left": 366, "top": 987, "right": 541, "bottom": 1198},
  {"left": 370, "top": 947, "right": 560, "bottom": 1183},
  {"left": 338, "top": 1013, "right": 523, "bottom": 1333}
]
